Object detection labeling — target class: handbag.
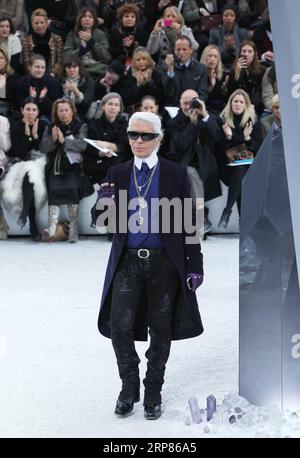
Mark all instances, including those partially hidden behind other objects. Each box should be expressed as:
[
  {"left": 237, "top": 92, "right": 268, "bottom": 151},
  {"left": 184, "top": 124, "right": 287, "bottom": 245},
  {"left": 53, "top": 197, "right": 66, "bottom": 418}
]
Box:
[
  {"left": 201, "top": 14, "right": 221, "bottom": 33},
  {"left": 48, "top": 172, "right": 80, "bottom": 204},
  {"left": 225, "top": 144, "right": 254, "bottom": 163}
]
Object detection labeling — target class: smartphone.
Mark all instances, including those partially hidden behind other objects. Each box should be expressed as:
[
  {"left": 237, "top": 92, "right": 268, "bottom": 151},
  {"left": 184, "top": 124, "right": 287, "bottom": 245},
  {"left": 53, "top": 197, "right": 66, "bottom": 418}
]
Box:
[{"left": 163, "top": 19, "right": 173, "bottom": 27}]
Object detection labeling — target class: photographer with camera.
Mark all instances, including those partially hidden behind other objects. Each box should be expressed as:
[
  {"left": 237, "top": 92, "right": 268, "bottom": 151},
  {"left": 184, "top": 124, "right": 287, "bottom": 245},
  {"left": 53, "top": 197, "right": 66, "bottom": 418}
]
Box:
[
  {"left": 167, "top": 89, "right": 221, "bottom": 234},
  {"left": 159, "top": 35, "right": 209, "bottom": 106}
]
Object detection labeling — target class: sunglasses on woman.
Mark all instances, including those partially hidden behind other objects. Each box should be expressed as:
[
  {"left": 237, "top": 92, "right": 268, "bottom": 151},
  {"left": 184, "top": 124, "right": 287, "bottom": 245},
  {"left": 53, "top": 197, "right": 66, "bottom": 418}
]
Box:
[{"left": 127, "top": 131, "right": 160, "bottom": 141}]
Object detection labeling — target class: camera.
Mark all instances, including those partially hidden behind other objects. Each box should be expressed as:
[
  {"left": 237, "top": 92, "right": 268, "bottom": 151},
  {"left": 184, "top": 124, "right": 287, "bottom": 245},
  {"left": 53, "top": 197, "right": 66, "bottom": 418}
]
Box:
[
  {"left": 190, "top": 97, "right": 202, "bottom": 110},
  {"left": 163, "top": 19, "right": 173, "bottom": 27}
]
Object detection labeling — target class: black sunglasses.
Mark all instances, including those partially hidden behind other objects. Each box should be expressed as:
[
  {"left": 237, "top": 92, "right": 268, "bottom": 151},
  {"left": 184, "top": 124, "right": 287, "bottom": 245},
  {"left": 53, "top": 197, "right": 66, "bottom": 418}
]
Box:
[{"left": 127, "top": 131, "right": 160, "bottom": 141}]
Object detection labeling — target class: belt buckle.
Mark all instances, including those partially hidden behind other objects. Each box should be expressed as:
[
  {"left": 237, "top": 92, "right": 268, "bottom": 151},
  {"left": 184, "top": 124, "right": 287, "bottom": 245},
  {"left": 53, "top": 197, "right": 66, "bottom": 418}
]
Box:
[{"left": 138, "top": 248, "right": 150, "bottom": 259}]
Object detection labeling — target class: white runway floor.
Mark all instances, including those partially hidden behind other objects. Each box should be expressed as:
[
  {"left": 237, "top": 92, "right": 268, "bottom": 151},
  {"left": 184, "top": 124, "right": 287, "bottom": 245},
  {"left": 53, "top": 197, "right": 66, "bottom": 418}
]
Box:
[{"left": 0, "top": 235, "right": 239, "bottom": 438}]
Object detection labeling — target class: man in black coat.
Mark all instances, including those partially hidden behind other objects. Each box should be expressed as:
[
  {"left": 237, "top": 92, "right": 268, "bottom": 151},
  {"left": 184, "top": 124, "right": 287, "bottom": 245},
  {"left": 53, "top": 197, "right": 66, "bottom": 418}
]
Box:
[
  {"left": 167, "top": 89, "right": 222, "bottom": 233},
  {"left": 159, "top": 35, "right": 209, "bottom": 106},
  {"left": 94, "top": 112, "right": 204, "bottom": 420}
]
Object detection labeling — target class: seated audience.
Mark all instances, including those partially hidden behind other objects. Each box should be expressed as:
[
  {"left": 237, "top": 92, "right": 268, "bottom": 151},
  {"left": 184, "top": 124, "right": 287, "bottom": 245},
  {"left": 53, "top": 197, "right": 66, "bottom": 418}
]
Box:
[{"left": 64, "top": 7, "right": 111, "bottom": 79}]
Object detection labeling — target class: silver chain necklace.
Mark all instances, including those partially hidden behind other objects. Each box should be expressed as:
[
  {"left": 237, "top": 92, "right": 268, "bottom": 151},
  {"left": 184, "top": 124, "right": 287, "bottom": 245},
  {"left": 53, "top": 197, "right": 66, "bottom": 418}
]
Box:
[{"left": 133, "top": 161, "right": 159, "bottom": 226}]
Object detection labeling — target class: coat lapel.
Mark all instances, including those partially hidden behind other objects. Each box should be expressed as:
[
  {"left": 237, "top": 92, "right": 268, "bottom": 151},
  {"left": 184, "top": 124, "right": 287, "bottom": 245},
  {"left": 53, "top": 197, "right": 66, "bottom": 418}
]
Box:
[{"left": 159, "top": 157, "right": 175, "bottom": 198}]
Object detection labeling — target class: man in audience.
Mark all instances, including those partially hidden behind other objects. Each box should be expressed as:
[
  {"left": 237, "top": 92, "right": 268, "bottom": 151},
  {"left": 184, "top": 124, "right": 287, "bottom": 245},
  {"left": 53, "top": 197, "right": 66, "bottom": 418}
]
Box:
[
  {"left": 167, "top": 89, "right": 221, "bottom": 234},
  {"left": 260, "top": 93, "right": 281, "bottom": 140},
  {"left": 160, "top": 35, "right": 209, "bottom": 106}
]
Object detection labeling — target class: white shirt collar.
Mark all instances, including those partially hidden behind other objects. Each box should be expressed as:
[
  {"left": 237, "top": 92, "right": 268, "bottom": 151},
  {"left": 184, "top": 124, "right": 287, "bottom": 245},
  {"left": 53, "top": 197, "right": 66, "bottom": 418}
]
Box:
[{"left": 134, "top": 150, "right": 158, "bottom": 170}]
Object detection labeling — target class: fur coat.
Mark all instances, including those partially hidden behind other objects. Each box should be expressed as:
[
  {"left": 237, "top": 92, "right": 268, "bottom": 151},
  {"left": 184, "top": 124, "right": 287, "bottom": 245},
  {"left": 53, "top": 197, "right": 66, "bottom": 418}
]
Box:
[{"left": 1, "top": 156, "right": 47, "bottom": 215}]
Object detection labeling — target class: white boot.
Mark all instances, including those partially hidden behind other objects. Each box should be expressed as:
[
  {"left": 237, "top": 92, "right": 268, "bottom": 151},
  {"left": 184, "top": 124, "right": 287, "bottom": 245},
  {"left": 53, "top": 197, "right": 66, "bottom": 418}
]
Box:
[
  {"left": 67, "top": 204, "right": 79, "bottom": 243},
  {"left": 48, "top": 205, "right": 60, "bottom": 240}
]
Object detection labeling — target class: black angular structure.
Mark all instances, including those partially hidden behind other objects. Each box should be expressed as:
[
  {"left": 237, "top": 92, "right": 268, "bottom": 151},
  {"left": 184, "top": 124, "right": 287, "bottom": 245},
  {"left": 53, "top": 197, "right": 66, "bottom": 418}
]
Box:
[{"left": 239, "top": 125, "right": 300, "bottom": 410}]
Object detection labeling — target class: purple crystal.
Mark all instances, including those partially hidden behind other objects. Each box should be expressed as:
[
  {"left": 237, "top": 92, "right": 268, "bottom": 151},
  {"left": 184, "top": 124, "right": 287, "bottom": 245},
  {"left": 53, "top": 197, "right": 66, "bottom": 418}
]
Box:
[
  {"left": 188, "top": 397, "right": 203, "bottom": 424},
  {"left": 229, "top": 415, "right": 236, "bottom": 424},
  {"left": 207, "top": 395, "right": 216, "bottom": 421}
]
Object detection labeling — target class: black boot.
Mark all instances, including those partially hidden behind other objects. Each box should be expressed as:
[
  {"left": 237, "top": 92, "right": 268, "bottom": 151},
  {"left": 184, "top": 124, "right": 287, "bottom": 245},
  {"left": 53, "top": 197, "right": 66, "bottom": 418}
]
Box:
[
  {"left": 217, "top": 208, "right": 232, "bottom": 229},
  {"left": 114, "top": 391, "right": 140, "bottom": 417},
  {"left": 144, "top": 403, "right": 162, "bottom": 420}
]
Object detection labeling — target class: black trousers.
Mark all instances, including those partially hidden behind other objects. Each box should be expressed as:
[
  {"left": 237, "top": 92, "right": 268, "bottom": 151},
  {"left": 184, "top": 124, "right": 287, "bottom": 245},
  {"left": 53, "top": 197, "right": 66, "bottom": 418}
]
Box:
[
  {"left": 220, "top": 165, "right": 250, "bottom": 214},
  {"left": 110, "top": 250, "right": 179, "bottom": 405}
]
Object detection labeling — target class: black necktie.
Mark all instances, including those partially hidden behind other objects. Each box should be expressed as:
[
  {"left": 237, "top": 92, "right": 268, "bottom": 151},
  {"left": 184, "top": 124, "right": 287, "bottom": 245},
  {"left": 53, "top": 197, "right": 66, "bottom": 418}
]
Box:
[{"left": 137, "top": 162, "right": 151, "bottom": 187}]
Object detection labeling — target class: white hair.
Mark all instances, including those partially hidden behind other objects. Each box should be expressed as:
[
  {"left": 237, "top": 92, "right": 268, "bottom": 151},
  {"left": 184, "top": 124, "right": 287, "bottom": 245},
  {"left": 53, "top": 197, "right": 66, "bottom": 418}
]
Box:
[{"left": 128, "top": 111, "right": 162, "bottom": 134}]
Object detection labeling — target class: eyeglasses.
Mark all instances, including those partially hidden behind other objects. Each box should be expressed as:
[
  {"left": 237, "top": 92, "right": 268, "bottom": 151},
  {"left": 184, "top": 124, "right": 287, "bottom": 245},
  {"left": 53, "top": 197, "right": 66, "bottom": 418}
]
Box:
[{"left": 127, "top": 131, "right": 160, "bottom": 141}]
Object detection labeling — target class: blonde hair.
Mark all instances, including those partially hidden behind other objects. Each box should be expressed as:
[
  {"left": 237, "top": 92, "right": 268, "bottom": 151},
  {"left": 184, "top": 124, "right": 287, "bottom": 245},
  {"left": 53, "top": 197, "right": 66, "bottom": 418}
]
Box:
[
  {"left": 272, "top": 93, "right": 279, "bottom": 107},
  {"left": 221, "top": 89, "right": 256, "bottom": 128},
  {"left": 163, "top": 6, "right": 185, "bottom": 26},
  {"left": 31, "top": 8, "right": 48, "bottom": 21},
  {"left": 200, "top": 45, "right": 223, "bottom": 80},
  {"left": 0, "top": 47, "right": 14, "bottom": 76},
  {"left": 131, "top": 46, "right": 155, "bottom": 76}
]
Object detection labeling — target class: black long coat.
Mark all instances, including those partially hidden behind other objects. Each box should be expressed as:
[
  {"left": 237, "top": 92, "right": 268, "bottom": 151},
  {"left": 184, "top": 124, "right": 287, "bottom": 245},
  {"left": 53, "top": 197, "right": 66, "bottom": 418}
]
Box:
[
  {"left": 167, "top": 110, "right": 222, "bottom": 202},
  {"left": 98, "top": 157, "right": 204, "bottom": 342}
]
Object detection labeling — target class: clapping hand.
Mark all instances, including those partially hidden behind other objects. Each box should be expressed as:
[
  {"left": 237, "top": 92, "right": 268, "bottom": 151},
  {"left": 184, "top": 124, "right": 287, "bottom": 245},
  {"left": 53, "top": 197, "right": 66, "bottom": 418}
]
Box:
[
  {"left": 39, "top": 86, "right": 48, "bottom": 99},
  {"left": 224, "top": 35, "right": 235, "bottom": 50},
  {"left": 243, "top": 121, "right": 253, "bottom": 141},
  {"left": 29, "top": 86, "right": 37, "bottom": 98},
  {"left": 223, "top": 122, "right": 232, "bottom": 139},
  {"left": 57, "top": 127, "right": 65, "bottom": 144},
  {"left": 79, "top": 30, "right": 92, "bottom": 42}
]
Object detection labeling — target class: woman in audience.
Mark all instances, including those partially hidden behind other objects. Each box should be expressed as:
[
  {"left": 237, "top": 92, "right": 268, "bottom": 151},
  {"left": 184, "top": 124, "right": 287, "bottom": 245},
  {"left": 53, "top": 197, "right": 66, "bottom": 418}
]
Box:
[
  {"left": 1, "top": 97, "right": 47, "bottom": 240},
  {"left": 24, "top": 0, "right": 78, "bottom": 39},
  {"left": 118, "top": 46, "right": 163, "bottom": 111},
  {"left": 109, "top": 3, "right": 148, "bottom": 68},
  {"left": 94, "top": 60, "right": 125, "bottom": 101},
  {"left": 64, "top": 7, "right": 111, "bottom": 79},
  {"left": 146, "top": 5, "right": 198, "bottom": 64},
  {"left": 40, "top": 98, "right": 93, "bottom": 243},
  {"left": 228, "top": 40, "right": 265, "bottom": 115},
  {"left": 22, "top": 8, "right": 64, "bottom": 77},
  {"left": 216, "top": 89, "right": 261, "bottom": 228},
  {"left": 60, "top": 54, "right": 95, "bottom": 120},
  {"left": 0, "top": 47, "right": 19, "bottom": 116},
  {"left": 0, "top": 16, "right": 22, "bottom": 73},
  {"left": 17, "top": 53, "right": 62, "bottom": 119},
  {"left": 85, "top": 92, "right": 130, "bottom": 185},
  {"left": 209, "top": 4, "right": 249, "bottom": 69},
  {"left": 140, "top": 94, "right": 171, "bottom": 157},
  {"left": 200, "top": 44, "right": 229, "bottom": 115}
]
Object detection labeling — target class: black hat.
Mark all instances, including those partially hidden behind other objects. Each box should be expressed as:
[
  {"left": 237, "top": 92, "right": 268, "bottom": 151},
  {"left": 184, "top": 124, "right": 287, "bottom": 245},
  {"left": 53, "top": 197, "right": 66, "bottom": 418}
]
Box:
[{"left": 108, "top": 60, "right": 125, "bottom": 76}]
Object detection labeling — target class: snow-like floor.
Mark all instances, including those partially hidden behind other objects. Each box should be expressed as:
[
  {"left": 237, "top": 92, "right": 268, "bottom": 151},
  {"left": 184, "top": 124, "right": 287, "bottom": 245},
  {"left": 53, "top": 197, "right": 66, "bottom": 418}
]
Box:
[{"left": 0, "top": 235, "right": 239, "bottom": 438}]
